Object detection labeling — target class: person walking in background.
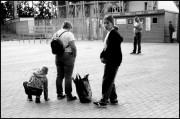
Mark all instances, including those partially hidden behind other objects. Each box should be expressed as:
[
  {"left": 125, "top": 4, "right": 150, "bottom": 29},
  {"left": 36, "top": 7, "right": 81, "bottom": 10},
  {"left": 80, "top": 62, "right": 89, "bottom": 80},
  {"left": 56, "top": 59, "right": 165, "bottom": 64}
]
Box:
[
  {"left": 169, "top": 21, "right": 175, "bottom": 43},
  {"left": 52, "top": 21, "right": 77, "bottom": 101},
  {"left": 130, "top": 16, "right": 143, "bottom": 54},
  {"left": 93, "top": 15, "right": 123, "bottom": 107}
]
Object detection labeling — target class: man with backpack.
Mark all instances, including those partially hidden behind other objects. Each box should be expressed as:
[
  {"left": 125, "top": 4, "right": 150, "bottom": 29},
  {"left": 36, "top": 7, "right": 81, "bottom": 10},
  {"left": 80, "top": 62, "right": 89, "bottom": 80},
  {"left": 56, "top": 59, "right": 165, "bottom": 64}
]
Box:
[{"left": 51, "top": 21, "right": 77, "bottom": 101}]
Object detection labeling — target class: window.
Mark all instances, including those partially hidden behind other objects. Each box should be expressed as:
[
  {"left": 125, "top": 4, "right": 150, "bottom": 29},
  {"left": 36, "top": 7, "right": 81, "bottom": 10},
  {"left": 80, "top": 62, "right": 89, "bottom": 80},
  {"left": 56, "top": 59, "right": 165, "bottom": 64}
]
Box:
[
  {"left": 152, "top": 17, "right": 158, "bottom": 24},
  {"left": 144, "top": 2, "right": 148, "bottom": 10},
  {"left": 116, "top": 7, "right": 120, "bottom": 12},
  {"left": 128, "top": 19, "right": 133, "bottom": 24},
  {"left": 108, "top": 7, "right": 120, "bottom": 13},
  {"left": 112, "top": 8, "right": 115, "bottom": 12},
  {"left": 108, "top": 7, "right": 111, "bottom": 12}
]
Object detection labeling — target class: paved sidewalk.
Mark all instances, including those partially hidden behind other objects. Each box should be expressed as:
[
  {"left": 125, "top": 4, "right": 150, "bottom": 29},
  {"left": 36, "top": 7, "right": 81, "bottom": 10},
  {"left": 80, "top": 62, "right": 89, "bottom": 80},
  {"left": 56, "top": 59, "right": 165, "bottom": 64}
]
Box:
[{"left": 1, "top": 40, "right": 179, "bottom": 118}]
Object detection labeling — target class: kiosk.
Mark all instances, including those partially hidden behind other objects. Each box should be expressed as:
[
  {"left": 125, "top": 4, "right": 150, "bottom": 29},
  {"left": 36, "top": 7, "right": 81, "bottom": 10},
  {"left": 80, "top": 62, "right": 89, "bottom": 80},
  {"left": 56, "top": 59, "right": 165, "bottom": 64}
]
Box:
[{"left": 110, "top": 9, "right": 179, "bottom": 43}]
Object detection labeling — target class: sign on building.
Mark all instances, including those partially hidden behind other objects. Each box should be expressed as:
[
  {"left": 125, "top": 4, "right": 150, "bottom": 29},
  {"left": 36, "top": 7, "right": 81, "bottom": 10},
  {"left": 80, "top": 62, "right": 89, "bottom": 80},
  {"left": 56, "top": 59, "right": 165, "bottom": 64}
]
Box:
[
  {"left": 146, "top": 17, "right": 151, "bottom": 31},
  {"left": 116, "top": 19, "right": 126, "bottom": 24}
]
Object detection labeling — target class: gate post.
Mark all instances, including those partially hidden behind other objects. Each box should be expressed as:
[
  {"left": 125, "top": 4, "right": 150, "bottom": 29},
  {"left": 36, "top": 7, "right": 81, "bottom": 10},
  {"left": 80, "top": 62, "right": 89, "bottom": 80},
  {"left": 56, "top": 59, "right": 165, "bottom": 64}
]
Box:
[
  {"left": 18, "top": 22, "right": 20, "bottom": 43},
  {"left": 177, "top": 14, "right": 179, "bottom": 43}
]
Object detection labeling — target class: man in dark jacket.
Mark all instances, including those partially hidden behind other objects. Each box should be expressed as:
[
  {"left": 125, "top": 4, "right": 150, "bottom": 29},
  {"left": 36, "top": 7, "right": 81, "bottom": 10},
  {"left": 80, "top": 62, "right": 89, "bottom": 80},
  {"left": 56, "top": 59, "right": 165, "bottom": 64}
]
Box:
[
  {"left": 169, "top": 21, "right": 175, "bottom": 43},
  {"left": 93, "top": 15, "right": 123, "bottom": 107}
]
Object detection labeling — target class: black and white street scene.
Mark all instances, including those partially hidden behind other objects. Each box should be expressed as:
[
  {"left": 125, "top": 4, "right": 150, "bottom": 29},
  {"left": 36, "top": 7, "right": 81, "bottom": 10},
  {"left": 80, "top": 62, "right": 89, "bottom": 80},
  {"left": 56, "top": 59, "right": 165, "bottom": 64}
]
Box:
[{"left": 1, "top": 1, "right": 179, "bottom": 118}]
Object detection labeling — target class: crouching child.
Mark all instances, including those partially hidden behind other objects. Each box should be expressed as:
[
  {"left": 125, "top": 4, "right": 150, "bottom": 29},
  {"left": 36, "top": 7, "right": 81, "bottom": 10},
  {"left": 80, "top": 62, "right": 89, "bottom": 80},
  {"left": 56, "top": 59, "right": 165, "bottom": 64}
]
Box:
[{"left": 23, "top": 66, "right": 49, "bottom": 103}]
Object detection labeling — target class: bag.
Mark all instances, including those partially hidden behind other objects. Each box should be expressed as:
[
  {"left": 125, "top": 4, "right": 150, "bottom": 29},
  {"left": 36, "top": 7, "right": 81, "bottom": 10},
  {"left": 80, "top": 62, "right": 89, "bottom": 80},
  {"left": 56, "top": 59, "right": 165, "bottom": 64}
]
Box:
[
  {"left": 172, "top": 32, "right": 177, "bottom": 39},
  {"left": 51, "top": 31, "right": 68, "bottom": 56},
  {"left": 51, "top": 39, "right": 65, "bottom": 56},
  {"left": 73, "top": 74, "right": 92, "bottom": 103}
]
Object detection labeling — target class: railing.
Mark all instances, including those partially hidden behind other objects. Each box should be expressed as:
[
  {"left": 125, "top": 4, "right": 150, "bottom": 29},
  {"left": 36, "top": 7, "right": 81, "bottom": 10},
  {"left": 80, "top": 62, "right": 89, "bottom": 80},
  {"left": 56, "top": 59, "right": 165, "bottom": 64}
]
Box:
[{"left": 1, "top": 17, "right": 104, "bottom": 43}]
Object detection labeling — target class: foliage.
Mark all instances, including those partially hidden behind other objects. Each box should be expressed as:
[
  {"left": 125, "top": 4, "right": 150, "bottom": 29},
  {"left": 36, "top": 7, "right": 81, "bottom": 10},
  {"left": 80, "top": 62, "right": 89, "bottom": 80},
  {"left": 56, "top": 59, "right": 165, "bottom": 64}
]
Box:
[
  {"left": 1, "top": 1, "right": 82, "bottom": 24},
  {"left": 17, "top": 1, "right": 34, "bottom": 17},
  {"left": 1, "top": 1, "right": 55, "bottom": 24},
  {"left": 0, "top": 1, "right": 13, "bottom": 24},
  {"left": 0, "top": 2, "right": 7, "bottom": 24},
  {"left": 33, "top": 1, "right": 54, "bottom": 20},
  {"left": 17, "top": 1, "right": 54, "bottom": 19}
]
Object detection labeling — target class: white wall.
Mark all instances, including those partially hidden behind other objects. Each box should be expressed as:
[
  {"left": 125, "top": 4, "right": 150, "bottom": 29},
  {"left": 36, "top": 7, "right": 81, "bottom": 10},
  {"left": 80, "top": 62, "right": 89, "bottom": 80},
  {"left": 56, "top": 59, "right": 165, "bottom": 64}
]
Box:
[
  {"left": 19, "top": 18, "right": 34, "bottom": 34},
  {"left": 19, "top": 17, "right": 34, "bottom": 21},
  {"left": 128, "top": 1, "right": 146, "bottom": 12},
  {"left": 128, "top": 1, "right": 156, "bottom": 12}
]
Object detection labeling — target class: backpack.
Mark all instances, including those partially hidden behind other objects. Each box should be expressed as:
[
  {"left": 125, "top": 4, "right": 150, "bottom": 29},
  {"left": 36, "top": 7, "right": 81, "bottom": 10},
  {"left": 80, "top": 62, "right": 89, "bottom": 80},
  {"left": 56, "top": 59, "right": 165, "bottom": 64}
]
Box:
[{"left": 51, "top": 31, "right": 68, "bottom": 56}]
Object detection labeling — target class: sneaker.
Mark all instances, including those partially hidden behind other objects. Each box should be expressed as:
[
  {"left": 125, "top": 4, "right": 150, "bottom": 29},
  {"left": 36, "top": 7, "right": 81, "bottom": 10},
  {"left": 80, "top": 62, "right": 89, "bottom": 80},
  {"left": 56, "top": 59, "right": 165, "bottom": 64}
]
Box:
[
  {"left": 57, "top": 94, "right": 66, "bottom": 99},
  {"left": 93, "top": 99, "right": 108, "bottom": 107},
  {"left": 110, "top": 99, "right": 118, "bottom": 104},
  {"left": 93, "top": 101, "right": 107, "bottom": 107},
  {"left": 130, "top": 52, "right": 136, "bottom": 54},
  {"left": 35, "top": 97, "right": 41, "bottom": 103},
  {"left": 67, "top": 95, "right": 77, "bottom": 101}
]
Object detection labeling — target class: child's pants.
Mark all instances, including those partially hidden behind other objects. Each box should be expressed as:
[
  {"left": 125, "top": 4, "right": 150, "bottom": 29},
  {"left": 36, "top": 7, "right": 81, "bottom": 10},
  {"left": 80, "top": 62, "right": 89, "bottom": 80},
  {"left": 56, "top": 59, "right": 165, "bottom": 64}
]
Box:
[{"left": 23, "top": 81, "right": 43, "bottom": 98}]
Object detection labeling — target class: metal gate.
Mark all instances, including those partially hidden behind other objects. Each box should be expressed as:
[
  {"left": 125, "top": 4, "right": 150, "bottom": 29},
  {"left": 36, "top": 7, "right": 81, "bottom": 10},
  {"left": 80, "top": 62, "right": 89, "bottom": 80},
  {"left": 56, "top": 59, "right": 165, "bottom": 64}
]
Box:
[{"left": 13, "top": 17, "right": 105, "bottom": 42}]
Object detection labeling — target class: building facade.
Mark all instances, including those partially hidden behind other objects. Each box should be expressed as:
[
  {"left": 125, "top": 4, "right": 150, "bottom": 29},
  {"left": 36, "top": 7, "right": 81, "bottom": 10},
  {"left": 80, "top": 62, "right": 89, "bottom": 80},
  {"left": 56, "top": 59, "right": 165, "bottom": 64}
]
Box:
[
  {"left": 62, "top": 1, "right": 178, "bottom": 42},
  {"left": 4, "top": 1, "right": 179, "bottom": 42}
]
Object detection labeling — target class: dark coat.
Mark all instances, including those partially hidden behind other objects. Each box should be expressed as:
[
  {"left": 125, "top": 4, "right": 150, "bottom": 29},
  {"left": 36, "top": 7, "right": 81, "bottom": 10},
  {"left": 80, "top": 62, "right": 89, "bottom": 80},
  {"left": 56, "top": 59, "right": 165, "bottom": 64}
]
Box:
[
  {"left": 169, "top": 24, "right": 175, "bottom": 34},
  {"left": 100, "top": 29, "right": 123, "bottom": 66}
]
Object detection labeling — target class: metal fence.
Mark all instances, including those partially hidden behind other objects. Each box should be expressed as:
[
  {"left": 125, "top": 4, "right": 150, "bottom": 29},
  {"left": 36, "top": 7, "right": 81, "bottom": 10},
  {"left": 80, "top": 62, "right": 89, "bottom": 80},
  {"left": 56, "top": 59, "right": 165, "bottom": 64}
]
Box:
[{"left": 2, "top": 17, "right": 105, "bottom": 43}]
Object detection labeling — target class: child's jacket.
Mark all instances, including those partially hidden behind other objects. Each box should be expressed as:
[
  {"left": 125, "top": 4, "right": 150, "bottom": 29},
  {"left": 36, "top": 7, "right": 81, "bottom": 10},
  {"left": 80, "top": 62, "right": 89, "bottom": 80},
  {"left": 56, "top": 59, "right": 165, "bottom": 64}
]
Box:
[{"left": 27, "top": 70, "right": 48, "bottom": 98}]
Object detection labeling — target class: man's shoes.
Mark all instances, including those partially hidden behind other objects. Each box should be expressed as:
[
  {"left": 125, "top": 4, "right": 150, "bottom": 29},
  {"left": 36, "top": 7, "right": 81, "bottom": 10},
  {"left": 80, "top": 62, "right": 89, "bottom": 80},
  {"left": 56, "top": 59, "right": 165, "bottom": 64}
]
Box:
[
  {"left": 130, "top": 52, "right": 136, "bottom": 54},
  {"left": 137, "top": 52, "right": 141, "bottom": 54},
  {"left": 57, "top": 94, "right": 66, "bottom": 99},
  {"left": 67, "top": 95, "right": 77, "bottom": 101}
]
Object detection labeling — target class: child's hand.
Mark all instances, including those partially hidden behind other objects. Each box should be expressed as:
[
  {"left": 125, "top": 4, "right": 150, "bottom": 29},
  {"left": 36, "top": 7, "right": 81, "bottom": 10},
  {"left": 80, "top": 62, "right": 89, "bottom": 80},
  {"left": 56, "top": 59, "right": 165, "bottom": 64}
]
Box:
[{"left": 101, "top": 58, "right": 106, "bottom": 63}]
